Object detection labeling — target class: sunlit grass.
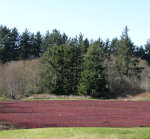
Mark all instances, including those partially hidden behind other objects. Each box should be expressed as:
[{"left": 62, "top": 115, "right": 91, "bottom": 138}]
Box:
[
  {"left": 0, "top": 127, "right": 150, "bottom": 139},
  {"left": 0, "top": 97, "right": 7, "bottom": 101},
  {"left": 22, "top": 98, "right": 98, "bottom": 101}
]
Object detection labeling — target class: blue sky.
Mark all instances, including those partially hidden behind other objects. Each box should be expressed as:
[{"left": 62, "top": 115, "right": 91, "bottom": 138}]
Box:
[{"left": 0, "top": 0, "right": 150, "bottom": 46}]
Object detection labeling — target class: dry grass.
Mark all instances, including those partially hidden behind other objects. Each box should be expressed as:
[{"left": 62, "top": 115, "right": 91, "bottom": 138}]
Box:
[
  {"left": 50, "top": 135, "right": 117, "bottom": 139},
  {"left": 27, "top": 94, "right": 92, "bottom": 100},
  {"left": 129, "top": 92, "right": 150, "bottom": 101}
]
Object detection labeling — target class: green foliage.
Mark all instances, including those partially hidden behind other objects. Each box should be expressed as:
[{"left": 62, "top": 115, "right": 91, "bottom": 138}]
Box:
[
  {"left": 19, "top": 29, "right": 42, "bottom": 60},
  {"left": 145, "top": 41, "right": 150, "bottom": 63},
  {"left": 69, "top": 34, "right": 90, "bottom": 93},
  {"left": 0, "top": 24, "right": 149, "bottom": 66},
  {"left": 135, "top": 46, "right": 146, "bottom": 59},
  {"left": 78, "top": 40, "right": 108, "bottom": 98},
  {"left": 115, "top": 26, "right": 141, "bottom": 78},
  {"left": 41, "top": 29, "right": 68, "bottom": 52},
  {"left": 39, "top": 33, "right": 90, "bottom": 96},
  {"left": 0, "top": 25, "right": 19, "bottom": 63},
  {"left": 31, "top": 31, "right": 43, "bottom": 58},
  {"left": 40, "top": 44, "right": 76, "bottom": 95},
  {"left": 110, "top": 38, "right": 119, "bottom": 55}
]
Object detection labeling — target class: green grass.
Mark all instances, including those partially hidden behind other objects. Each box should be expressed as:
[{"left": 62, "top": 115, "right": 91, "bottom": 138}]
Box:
[
  {"left": 22, "top": 98, "right": 150, "bottom": 101},
  {"left": 1, "top": 96, "right": 150, "bottom": 101},
  {"left": 0, "top": 97, "right": 7, "bottom": 101},
  {"left": 0, "top": 127, "right": 150, "bottom": 139},
  {"left": 22, "top": 98, "right": 98, "bottom": 101}
]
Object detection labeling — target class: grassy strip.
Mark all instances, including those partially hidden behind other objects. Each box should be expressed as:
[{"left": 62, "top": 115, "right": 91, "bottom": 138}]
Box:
[
  {"left": 22, "top": 98, "right": 150, "bottom": 101},
  {"left": 1, "top": 96, "right": 150, "bottom": 101},
  {"left": 0, "top": 97, "right": 7, "bottom": 101},
  {"left": 0, "top": 127, "right": 150, "bottom": 139},
  {"left": 22, "top": 98, "right": 98, "bottom": 101}
]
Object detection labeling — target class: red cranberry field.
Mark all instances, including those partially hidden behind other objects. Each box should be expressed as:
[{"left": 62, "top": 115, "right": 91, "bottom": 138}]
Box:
[{"left": 0, "top": 100, "right": 150, "bottom": 128}]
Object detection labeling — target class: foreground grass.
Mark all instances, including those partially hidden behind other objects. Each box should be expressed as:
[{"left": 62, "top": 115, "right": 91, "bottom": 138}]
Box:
[{"left": 0, "top": 127, "right": 150, "bottom": 139}]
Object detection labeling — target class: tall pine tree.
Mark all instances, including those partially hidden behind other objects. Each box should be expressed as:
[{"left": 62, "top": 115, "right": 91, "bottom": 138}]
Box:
[
  {"left": 0, "top": 26, "right": 19, "bottom": 63},
  {"left": 115, "top": 26, "right": 141, "bottom": 78},
  {"left": 40, "top": 44, "right": 76, "bottom": 95},
  {"left": 78, "top": 40, "right": 108, "bottom": 98}
]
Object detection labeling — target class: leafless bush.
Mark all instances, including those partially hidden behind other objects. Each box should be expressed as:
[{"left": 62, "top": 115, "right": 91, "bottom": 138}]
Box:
[
  {"left": 107, "top": 75, "right": 143, "bottom": 97},
  {"left": 3, "top": 61, "right": 25, "bottom": 98},
  {"left": 105, "top": 57, "right": 145, "bottom": 97},
  {"left": 0, "top": 65, "right": 5, "bottom": 96},
  {"left": 24, "top": 59, "right": 42, "bottom": 93},
  {"left": 0, "top": 59, "right": 41, "bottom": 99},
  {"left": 138, "top": 59, "right": 150, "bottom": 92}
]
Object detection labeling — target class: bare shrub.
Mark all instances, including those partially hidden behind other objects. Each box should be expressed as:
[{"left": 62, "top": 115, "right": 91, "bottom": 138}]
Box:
[
  {"left": 106, "top": 57, "right": 144, "bottom": 97},
  {"left": 0, "top": 64, "right": 5, "bottom": 96},
  {"left": 24, "top": 59, "right": 42, "bottom": 94},
  {"left": 0, "top": 59, "right": 41, "bottom": 99},
  {"left": 107, "top": 75, "right": 143, "bottom": 97},
  {"left": 138, "top": 59, "right": 150, "bottom": 92},
  {"left": 3, "top": 61, "right": 25, "bottom": 99}
]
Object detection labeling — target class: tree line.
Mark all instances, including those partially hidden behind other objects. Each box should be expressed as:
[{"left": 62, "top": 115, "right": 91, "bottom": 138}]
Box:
[
  {"left": 0, "top": 25, "right": 149, "bottom": 98},
  {"left": 0, "top": 25, "right": 150, "bottom": 64}
]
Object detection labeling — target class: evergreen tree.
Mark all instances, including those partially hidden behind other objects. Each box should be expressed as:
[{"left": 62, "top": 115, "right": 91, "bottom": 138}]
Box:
[
  {"left": 31, "top": 31, "right": 43, "bottom": 58},
  {"left": 70, "top": 34, "right": 89, "bottom": 93},
  {"left": 40, "top": 44, "right": 76, "bottom": 95},
  {"left": 19, "top": 29, "right": 33, "bottom": 60},
  {"left": 135, "top": 46, "right": 146, "bottom": 60},
  {"left": 0, "top": 26, "right": 19, "bottom": 63},
  {"left": 104, "top": 39, "right": 111, "bottom": 54},
  {"left": 78, "top": 40, "right": 108, "bottom": 98},
  {"left": 110, "top": 38, "right": 119, "bottom": 55},
  {"left": 41, "top": 29, "right": 68, "bottom": 52},
  {"left": 9, "top": 27, "right": 20, "bottom": 61},
  {"left": 145, "top": 41, "right": 150, "bottom": 63},
  {"left": 115, "top": 26, "right": 141, "bottom": 78}
]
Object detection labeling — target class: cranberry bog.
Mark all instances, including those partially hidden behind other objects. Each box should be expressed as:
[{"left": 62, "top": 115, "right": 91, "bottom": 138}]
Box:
[{"left": 0, "top": 100, "right": 150, "bottom": 129}]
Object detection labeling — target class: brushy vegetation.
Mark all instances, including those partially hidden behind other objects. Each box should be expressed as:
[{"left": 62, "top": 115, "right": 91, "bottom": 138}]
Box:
[{"left": 0, "top": 127, "right": 150, "bottom": 139}]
